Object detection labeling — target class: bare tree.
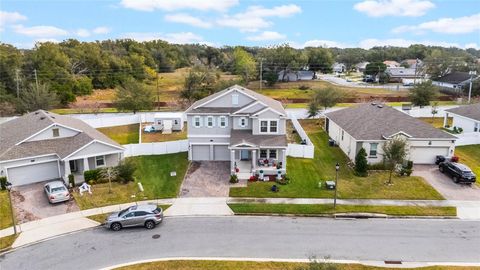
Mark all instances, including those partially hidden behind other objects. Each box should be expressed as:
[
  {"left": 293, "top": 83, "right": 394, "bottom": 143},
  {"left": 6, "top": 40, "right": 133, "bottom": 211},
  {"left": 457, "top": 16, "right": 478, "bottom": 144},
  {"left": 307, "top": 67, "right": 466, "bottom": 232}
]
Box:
[{"left": 100, "top": 167, "right": 118, "bottom": 194}]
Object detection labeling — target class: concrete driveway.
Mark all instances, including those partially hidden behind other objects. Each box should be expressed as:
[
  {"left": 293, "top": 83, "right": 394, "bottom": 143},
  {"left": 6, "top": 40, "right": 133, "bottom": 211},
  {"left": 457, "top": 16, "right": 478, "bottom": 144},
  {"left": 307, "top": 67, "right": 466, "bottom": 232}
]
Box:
[
  {"left": 12, "top": 181, "right": 79, "bottom": 223},
  {"left": 413, "top": 165, "right": 480, "bottom": 201},
  {"left": 179, "top": 161, "right": 230, "bottom": 197}
]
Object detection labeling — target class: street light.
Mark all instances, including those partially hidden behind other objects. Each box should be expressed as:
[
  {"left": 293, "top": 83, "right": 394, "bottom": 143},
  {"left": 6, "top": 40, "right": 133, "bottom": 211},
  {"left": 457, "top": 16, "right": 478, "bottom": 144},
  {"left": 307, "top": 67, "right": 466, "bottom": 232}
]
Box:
[
  {"left": 5, "top": 181, "right": 17, "bottom": 235},
  {"left": 334, "top": 162, "right": 340, "bottom": 210}
]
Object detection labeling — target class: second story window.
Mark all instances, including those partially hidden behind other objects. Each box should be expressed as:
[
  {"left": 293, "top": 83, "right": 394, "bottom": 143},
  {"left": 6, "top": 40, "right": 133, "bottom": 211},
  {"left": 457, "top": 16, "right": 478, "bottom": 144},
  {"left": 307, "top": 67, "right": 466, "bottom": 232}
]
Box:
[
  {"left": 219, "top": 116, "right": 228, "bottom": 128},
  {"left": 239, "top": 117, "right": 247, "bottom": 128},
  {"left": 52, "top": 128, "right": 59, "bottom": 137},
  {"left": 194, "top": 116, "right": 202, "bottom": 128},
  {"left": 269, "top": 121, "right": 278, "bottom": 133},
  {"left": 207, "top": 116, "right": 214, "bottom": 128},
  {"left": 260, "top": 121, "right": 268, "bottom": 133}
]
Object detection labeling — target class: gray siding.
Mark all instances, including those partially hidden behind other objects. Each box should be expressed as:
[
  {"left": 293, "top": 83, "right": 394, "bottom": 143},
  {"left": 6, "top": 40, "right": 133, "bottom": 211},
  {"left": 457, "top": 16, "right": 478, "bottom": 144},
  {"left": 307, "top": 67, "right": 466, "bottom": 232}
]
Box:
[
  {"left": 187, "top": 115, "right": 232, "bottom": 136},
  {"left": 232, "top": 116, "right": 252, "bottom": 130},
  {"left": 204, "top": 89, "right": 254, "bottom": 108},
  {"left": 27, "top": 126, "right": 79, "bottom": 142},
  {"left": 252, "top": 118, "right": 286, "bottom": 135}
]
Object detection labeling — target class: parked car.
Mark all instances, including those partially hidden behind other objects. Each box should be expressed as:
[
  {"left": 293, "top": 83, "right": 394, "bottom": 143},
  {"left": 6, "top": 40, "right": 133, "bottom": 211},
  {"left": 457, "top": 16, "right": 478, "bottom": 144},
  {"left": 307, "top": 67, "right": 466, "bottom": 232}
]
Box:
[
  {"left": 439, "top": 161, "right": 476, "bottom": 184},
  {"left": 105, "top": 204, "right": 163, "bottom": 231},
  {"left": 44, "top": 181, "right": 71, "bottom": 203},
  {"left": 144, "top": 125, "right": 155, "bottom": 133}
]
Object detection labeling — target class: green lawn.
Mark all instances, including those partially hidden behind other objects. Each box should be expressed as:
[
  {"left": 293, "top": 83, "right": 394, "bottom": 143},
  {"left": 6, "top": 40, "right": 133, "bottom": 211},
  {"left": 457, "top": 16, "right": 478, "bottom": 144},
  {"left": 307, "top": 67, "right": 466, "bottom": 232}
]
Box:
[
  {"left": 0, "top": 234, "right": 18, "bottom": 251},
  {"left": 455, "top": 145, "right": 480, "bottom": 187},
  {"left": 228, "top": 203, "right": 456, "bottom": 217},
  {"left": 97, "top": 124, "right": 140, "bottom": 144},
  {"left": 0, "top": 191, "right": 13, "bottom": 229},
  {"left": 230, "top": 120, "right": 444, "bottom": 200},
  {"left": 142, "top": 124, "right": 188, "bottom": 142},
  {"left": 73, "top": 153, "right": 188, "bottom": 209}
]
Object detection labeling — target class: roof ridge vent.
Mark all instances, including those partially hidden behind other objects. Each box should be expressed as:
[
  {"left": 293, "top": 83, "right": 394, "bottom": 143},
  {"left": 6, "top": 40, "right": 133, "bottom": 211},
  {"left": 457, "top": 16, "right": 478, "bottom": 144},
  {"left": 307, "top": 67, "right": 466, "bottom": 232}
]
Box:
[
  {"left": 371, "top": 102, "right": 377, "bottom": 106},
  {"left": 377, "top": 104, "right": 383, "bottom": 108}
]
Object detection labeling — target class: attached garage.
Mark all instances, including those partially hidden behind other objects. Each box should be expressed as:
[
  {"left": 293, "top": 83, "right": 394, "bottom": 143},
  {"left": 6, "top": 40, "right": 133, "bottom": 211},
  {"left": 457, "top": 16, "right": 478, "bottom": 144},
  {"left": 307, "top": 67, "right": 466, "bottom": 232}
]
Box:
[
  {"left": 191, "top": 145, "right": 210, "bottom": 161},
  {"left": 214, "top": 145, "right": 230, "bottom": 161},
  {"left": 7, "top": 160, "right": 60, "bottom": 186},
  {"left": 410, "top": 147, "right": 449, "bottom": 164}
]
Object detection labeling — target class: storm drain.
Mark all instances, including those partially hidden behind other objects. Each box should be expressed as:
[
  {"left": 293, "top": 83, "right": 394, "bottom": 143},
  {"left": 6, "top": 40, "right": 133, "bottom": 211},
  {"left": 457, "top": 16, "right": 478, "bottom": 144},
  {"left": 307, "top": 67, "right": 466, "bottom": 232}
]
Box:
[
  {"left": 384, "top": 260, "right": 402, "bottom": 265},
  {"left": 152, "top": 234, "right": 161, "bottom": 239}
]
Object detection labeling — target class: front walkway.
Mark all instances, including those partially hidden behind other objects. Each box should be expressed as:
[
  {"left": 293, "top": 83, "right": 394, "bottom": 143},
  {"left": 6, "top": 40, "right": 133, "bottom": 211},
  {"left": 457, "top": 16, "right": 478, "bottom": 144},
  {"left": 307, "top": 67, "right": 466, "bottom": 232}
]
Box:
[{"left": 180, "top": 161, "right": 230, "bottom": 197}]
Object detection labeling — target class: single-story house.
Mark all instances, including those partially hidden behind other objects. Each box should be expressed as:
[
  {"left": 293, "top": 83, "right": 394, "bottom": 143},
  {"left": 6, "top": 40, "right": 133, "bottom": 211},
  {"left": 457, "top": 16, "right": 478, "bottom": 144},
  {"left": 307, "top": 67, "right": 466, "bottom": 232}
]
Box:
[
  {"left": 386, "top": 67, "right": 422, "bottom": 83},
  {"left": 332, "top": 63, "right": 346, "bottom": 73},
  {"left": 383, "top": 60, "right": 400, "bottom": 68},
  {"left": 444, "top": 103, "right": 480, "bottom": 133},
  {"left": 432, "top": 72, "right": 477, "bottom": 92},
  {"left": 355, "top": 61, "right": 369, "bottom": 73},
  {"left": 0, "top": 110, "right": 124, "bottom": 186},
  {"left": 153, "top": 112, "right": 184, "bottom": 133},
  {"left": 325, "top": 103, "right": 457, "bottom": 165},
  {"left": 277, "top": 70, "right": 314, "bottom": 82},
  {"left": 401, "top": 59, "right": 423, "bottom": 69}
]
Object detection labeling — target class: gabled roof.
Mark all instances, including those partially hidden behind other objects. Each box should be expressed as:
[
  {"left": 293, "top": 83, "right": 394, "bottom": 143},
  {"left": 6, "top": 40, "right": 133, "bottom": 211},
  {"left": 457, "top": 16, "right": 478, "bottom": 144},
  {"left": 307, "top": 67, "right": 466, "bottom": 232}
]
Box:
[
  {"left": 434, "top": 72, "right": 474, "bottom": 84},
  {"left": 0, "top": 110, "right": 123, "bottom": 161},
  {"left": 445, "top": 103, "right": 480, "bottom": 121},
  {"left": 325, "top": 104, "right": 456, "bottom": 140}
]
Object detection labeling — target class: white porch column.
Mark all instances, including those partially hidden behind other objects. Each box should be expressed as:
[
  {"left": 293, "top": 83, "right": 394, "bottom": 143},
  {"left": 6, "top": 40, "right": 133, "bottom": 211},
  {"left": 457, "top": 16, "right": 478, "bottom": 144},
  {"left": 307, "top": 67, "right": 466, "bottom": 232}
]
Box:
[
  {"left": 252, "top": 150, "right": 257, "bottom": 172},
  {"left": 188, "top": 144, "right": 192, "bottom": 160},
  {"left": 282, "top": 149, "right": 287, "bottom": 169},
  {"left": 230, "top": 150, "right": 235, "bottom": 174},
  {"left": 443, "top": 113, "right": 448, "bottom": 128},
  {"left": 83, "top": 158, "right": 90, "bottom": 171},
  {"left": 64, "top": 160, "right": 71, "bottom": 179}
]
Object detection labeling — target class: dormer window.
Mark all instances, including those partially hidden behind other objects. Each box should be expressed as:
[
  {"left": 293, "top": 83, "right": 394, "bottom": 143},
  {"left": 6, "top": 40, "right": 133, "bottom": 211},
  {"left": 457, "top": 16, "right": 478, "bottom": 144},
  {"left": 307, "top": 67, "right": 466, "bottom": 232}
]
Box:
[
  {"left": 232, "top": 94, "right": 239, "bottom": 105},
  {"left": 52, "top": 128, "right": 59, "bottom": 137}
]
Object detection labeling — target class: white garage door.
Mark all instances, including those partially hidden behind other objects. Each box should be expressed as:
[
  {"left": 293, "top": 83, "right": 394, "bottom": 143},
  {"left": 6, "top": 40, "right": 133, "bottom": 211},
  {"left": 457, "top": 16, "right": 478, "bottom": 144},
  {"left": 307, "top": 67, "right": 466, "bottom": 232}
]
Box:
[
  {"left": 214, "top": 145, "right": 230, "bottom": 161},
  {"left": 192, "top": 145, "right": 210, "bottom": 161},
  {"left": 7, "top": 161, "right": 60, "bottom": 186},
  {"left": 410, "top": 147, "right": 449, "bottom": 164}
]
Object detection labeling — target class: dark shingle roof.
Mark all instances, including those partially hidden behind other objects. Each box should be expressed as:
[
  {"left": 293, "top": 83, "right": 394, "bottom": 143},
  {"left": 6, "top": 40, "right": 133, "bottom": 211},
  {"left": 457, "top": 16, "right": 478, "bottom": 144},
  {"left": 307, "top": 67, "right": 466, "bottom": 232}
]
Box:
[
  {"left": 434, "top": 72, "right": 473, "bottom": 84},
  {"left": 445, "top": 103, "right": 480, "bottom": 121},
  {"left": 325, "top": 104, "right": 456, "bottom": 140},
  {"left": 230, "top": 129, "right": 287, "bottom": 147},
  {"left": 0, "top": 110, "right": 122, "bottom": 161}
]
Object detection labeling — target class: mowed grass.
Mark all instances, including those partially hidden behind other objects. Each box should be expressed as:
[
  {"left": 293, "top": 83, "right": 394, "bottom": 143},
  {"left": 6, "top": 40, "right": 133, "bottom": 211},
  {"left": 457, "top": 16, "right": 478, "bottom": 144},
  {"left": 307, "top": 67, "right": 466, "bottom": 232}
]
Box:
[
  {"left": 142, "top": 124, "right": 188, "bottom": 142},
  {"left": 455, "top": 145, "right": 480, "bottom": 187},
  {"left": 0, "top": 191, "right": 13, "bottom": 229},
  {"left": 97, "top": 124, "right": 139, "bottom": 144},
  {"left": 114, "top": 260, "right": 479, "bottom": 270},
  {"left": 228, "top": 203, "right": 456, "bottom": 217},
  {"left": 419, "top": 117, "right": 452, "bottom": 128},
  {"left": 0, "top": 234, "right": 18, "bottom": 251},
  {"left": 230, "top": 120, "right": 443, "bottom": 200},
  {"left": 73, "top": 153, "right": 188, "bottom": 209}
]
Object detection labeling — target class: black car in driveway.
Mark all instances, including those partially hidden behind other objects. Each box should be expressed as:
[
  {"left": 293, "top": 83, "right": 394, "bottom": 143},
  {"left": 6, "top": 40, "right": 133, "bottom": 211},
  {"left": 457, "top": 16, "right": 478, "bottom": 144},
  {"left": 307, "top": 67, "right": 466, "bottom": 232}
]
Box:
[{"left": 439, "top": 161, "right": 476, "bottom": 184}]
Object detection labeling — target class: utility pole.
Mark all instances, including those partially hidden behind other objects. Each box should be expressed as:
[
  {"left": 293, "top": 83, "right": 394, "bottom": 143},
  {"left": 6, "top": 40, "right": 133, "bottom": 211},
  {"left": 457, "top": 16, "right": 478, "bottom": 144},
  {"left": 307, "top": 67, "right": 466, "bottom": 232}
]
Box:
[
  {"left": 15, "top": 69, "right": 20, "bottom": 98},
  {"left": 468, "top": 71, "right": 477, "bottom": 103},
  {"left": 34, "top": 69, "right": 39, "bottom": 89},
  {"left": 156, "top": 64, "right": 160, "bottom": 109},
  {"left": 259, "top": 58, "right": 263, "bottom": 91},
  {"left": 413, "top": 58, "right": 419, "bottom": 85}
]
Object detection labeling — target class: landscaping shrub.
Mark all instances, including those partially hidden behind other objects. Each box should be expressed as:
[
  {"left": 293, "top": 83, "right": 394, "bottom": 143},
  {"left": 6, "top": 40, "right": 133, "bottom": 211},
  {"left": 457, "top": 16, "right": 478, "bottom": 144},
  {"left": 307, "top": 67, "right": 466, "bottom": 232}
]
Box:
[
  {"left": 451, "top": 156, "right": 459, "bottom": 162},
  {"left": 84, "top": 169, "right": 102, "bottom": 183},
  {"left": 276, "top": 175, "right": 290, "bottom": 185},
  {"left": 116, "top": 159, "right": 136, "bottom": 184},
  {"left": 368, "top": 162, "right": 388, "bottom": 171},
  {"left": 354, "top": 148, "right": 368, "bottom": 177},
  {"left": 298, "top": 84, "right": 310, "bottom": 90},
  {"left": 230, "top": 174, "right": 239, "bottom": 184},
  {"left": 68, "top": 174, "right": 75, "bottom": 187},
  {"left": 249, "top": 175, "right": 258, "bottom": 182},
  {"left": 0, "top": 176, "right": 7, "bottom": 190},
  {"left": 399, "top": 160, "right": 414, "bottom": 177}
]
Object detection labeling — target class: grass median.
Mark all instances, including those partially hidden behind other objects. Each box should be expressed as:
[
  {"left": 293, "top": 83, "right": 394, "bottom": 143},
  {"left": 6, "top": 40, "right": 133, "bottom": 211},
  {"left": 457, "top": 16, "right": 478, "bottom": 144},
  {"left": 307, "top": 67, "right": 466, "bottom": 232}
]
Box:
[
  {"left": 0, "top": 234, "right": 18, "bottom": 251},
  {"left": 228, "top": 203, "right": 456, "bottom": 217}
]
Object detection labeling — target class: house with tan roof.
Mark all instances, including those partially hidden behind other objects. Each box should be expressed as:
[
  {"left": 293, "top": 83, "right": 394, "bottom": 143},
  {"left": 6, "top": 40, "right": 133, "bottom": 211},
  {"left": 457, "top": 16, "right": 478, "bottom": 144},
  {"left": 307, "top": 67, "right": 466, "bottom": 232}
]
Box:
[
  {"left": 185, "top": 85, "right": 287, "bottom": 179},
  {"left": 0, "top": 110, "right": 124, "bottom": 186},
  {"left": 325, "top": 103, "right": 456, "bottom": 164},
  {"left": 444, "top": 103, "right": 480, "bottom": 133}
]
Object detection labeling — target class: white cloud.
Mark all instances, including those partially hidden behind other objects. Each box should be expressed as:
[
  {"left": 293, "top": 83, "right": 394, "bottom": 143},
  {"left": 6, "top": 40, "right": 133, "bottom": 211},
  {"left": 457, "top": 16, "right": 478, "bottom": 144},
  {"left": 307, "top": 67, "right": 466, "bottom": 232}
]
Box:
[
  {"left": 13, "top": 24, "right": 68, "bottom": 37},
  {"left": 300, "top": 40, "right": 351, "bottom": 48},
  {"left": 123, "top": 32, "right": 209, "bottom": 44},
  {"left": 92, "top": 26, "right": 111, "bottom": 34},
  {"left": 465, "top": 43, "right": 478, "bottom": 49},
  {"left": 217, "top": 4, "right": 302, "bottom": 32},
  {"left": 246, "top": 31, "right": 286, "bottom": 41},
  {"left": 358, "top": 38, "right": 461, "bottom": 49},
  {"left": 0, "top": 11, "right": 27, "bottom": 31},
  {"left": 354, "top": 0, "right": 435, "bottom": 17},
  {"left": 393, "top": 13, "right": 480, "bottom": 34},
  {"left": 76, "top": 28, "right": 90, "bottom": 37},
  {"left": 120, "top": 0, "right": 238, "bottom": 12},
  {"left": 165, "top": 13, "right": 212, "bottom": 28}
]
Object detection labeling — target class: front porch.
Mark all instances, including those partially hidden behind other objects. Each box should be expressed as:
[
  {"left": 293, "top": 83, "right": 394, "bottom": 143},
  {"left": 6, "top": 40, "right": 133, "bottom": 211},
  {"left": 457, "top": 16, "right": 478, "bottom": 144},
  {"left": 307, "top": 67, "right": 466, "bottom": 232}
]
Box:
[
  {"left": 230, "top": 148, "right": 287, "bottom": 180},
  {"left": 62, "top": 153, "right": 122, "bottom": 185}
]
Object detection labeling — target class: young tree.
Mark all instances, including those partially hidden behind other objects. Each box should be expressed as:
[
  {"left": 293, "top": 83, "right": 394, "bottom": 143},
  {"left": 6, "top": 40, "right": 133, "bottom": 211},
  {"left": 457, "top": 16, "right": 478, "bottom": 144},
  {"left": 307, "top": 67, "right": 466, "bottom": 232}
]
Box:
[
  {"left": 263, "top": 71, "right": 278, "bottom": 87},
  {"left": 409, "top": 81, "right": 438, "bottom": 107},
  {"left": 232, "top": 47, "right": 257, "bottom": 84},
  {"left": 114, "top": 79, "right": 154, "bottom": 114},
  {"left": 116, "top": 159, "right": 137, "bottom": 184},
  {"left": 313, "top": 87, "right": 345, "bottom": 111},
  {"left": 364, "top": 62, "right": 387, "bottom": 76},
  {"left": 20, "top": 83, "right": 59, "bottom": 112},
  {"left": 431, "top": 101, "right": 438, "bottom": 122},
  {"left": 354, "top": 148, "right": 368, "bottom": 177},
  {"left": 382, "top": 137, "right": 409, "bottom": 185},
  {"left": 307, "top": 100, "right": 320, "bottom": 118},
  {"left": 99, "top": 167, "right": 118, "bottom": 194}
]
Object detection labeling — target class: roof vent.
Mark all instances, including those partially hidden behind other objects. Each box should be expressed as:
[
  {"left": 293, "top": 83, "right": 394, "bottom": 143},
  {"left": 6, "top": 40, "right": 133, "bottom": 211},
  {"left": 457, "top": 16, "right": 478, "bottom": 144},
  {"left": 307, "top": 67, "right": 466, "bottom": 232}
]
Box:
[
  {"left": 377, "top": 105, "right": 383, "bottom": 108},
  {"left": 40, "top": 116, "right": 46, "bottom": 120},
  {"left": 34, "top": 112, "right": 39, "bottom": 115},
  {"left": 371, "top": 102, "right": 377, "bottom": 106}
]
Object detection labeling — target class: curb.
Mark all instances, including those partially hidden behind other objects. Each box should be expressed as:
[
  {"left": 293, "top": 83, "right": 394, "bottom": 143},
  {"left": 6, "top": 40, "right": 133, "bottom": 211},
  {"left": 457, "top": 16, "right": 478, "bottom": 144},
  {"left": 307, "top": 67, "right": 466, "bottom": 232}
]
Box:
[{"left": 232, "top": 212, "right": 458, "bottom": 219}]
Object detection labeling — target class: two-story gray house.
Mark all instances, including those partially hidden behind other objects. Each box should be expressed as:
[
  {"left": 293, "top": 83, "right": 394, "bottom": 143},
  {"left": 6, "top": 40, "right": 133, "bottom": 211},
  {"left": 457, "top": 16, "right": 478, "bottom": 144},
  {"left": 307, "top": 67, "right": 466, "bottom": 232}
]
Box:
[{"left": 185, "top": 85, "right": 287, "bottom": 179}]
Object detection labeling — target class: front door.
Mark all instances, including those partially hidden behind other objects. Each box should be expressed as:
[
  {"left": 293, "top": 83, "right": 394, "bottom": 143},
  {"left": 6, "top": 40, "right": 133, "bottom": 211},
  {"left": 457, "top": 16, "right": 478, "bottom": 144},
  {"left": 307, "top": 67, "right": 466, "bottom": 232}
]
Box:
[
  {"left": 69, "top": 160, "right": 78, "bottom": 173},
  {"left": 240, "top": 150, "right": 250, "bottom": 160}
]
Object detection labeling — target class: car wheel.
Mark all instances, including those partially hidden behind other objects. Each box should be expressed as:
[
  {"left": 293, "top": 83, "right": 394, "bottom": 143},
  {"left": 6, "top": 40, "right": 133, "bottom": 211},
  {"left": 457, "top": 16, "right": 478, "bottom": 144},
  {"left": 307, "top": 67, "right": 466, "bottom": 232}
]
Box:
[
  {"left": 452, "top": 176, "right": 459, "bottom": 183},
  {"left": 439, "top": 166, "right": 444, "bottom": 173},
  {"left": 110, "top": 222, "right": 122, "bottom": 231},
  {"left": 145, "top": 220, "right": 156, "bottom": 229}
]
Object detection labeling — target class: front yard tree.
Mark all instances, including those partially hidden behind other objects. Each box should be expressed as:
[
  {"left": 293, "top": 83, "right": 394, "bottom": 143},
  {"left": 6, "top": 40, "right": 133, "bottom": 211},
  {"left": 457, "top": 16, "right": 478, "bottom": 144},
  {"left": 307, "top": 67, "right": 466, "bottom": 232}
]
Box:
[
  {"left": 307, "top": 100, "right": 320, "bottom": 118},
  {"left": 364, "top": 62, "right": 387, "bottom": 76},
  {"left": 354, "top": 148, "right": 368, "bottom": 177},
  {"left": 313, "top": 87, "right": 345, "bottom": 111},
  {"left": 409, "top": 81, "right": 438, "bottom": 107},
  {"left": 382, "top": 137, "right": 409, "bottom": 185},
  {"left": 100, "top": 167, "right": 118, "bottom": 194},
  {"left": 114, "top": 78, "right": 154, "bottom": 114}
]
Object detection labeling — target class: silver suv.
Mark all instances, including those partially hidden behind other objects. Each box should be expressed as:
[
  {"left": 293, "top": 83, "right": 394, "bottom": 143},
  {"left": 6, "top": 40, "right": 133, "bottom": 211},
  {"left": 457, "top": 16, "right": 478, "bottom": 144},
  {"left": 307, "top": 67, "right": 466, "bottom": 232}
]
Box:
[{"left": 104, "top": 204, "right": 163, "bottom": 231}]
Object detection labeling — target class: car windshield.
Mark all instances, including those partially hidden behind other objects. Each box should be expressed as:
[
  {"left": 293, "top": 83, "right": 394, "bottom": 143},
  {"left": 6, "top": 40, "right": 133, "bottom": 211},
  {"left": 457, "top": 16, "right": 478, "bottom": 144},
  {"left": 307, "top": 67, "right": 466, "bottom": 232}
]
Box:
[
  {"left": 51, "top": 186, "right": 66, "bottom": 193},
  {"left": 153, "top": 207, "right": 162, "bottom": 214},
  {"left": 118, "top": 208, "right": 129, "bottom": 217}
]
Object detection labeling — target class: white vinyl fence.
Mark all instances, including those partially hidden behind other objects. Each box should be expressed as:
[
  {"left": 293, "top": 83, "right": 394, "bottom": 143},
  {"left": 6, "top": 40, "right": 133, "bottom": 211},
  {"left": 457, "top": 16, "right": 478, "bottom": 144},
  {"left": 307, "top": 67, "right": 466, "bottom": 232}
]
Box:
[
  {"left": 455, "top": 132, "right": 480, "bottom": 146},
  {"left": 123, "top": 140, "right": 188, "bottom": 157},
  {"left": 286, "top": 114, "right": 315, "bottom": 158}
]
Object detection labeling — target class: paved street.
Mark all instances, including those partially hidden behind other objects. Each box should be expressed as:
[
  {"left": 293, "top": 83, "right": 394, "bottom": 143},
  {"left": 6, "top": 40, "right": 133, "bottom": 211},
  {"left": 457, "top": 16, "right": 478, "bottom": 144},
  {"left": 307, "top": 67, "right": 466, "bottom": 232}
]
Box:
[{"left": 1, "top": 217, "right": 479, "bottom": 270}]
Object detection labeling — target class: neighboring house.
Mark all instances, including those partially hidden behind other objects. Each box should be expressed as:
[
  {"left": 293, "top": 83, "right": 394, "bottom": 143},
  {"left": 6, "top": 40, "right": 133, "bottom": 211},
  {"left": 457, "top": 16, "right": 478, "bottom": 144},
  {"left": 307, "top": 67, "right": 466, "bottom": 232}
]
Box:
[
  {"left": 401, "top": 59, "right": 423, "bottom": 69},
  {"left": 355, "top": 61, "right": 369, "bottom": 73},
  {"left": 185, "top": 85, "right": 288, "bottom": 178},
  {"left": 277, "top": 70, "right": 314, "bottom": 81},
  {"left": 444, "top": 103, "right": 480, "bottom": 133},
  {"left": 386, "top": 67, "right": 422, "bottom": 83},
  {"left": 383, "top": 60, "right": 400, "bottom": 68},
  {"left": 325, "top": 103, "right": 456, "bottom": 165},
  {"left": 332, "top": 62, "right": 346, "bottom": 73},
  {"left": 0, "top": 110, "right": 124, "bottom": 186},
  {"left": 432, "top": 72, "right": 477, "bottom": 92},
  {"left": 153, "top": 112, "right": 184, "bottom": 133}
]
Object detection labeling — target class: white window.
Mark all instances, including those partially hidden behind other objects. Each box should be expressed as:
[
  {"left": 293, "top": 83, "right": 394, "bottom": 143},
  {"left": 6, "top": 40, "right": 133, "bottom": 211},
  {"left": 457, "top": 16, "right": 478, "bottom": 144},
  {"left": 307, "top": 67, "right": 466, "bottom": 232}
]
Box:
[
  {"left": 194, "top": 116, "right": 202, "bottom": 128},
  {"left": 269, "top": 121, "right": 278, "bottom": 133},
  {"left": 260, "top": 121, "right": 268, "bottom": 133},
  {"left": 206, "top": 116, "right": 214, "bottom": 128},
  {"left": 370, "top": 143, "right": 378, "bottom": 157},
  {"left": 269, "top": 149, "right": 277, "bottom": 159},
  {"left": 219, "top": 116, "right": 228, "bottom": 128},
  {"left": 260, "top": 149, "right": 268, "bottom": 158},
  {"left": 52, "top": 128, "right": 59, "bottom": 137},
  {"left": 232, "top": 94, "right": 239, "bottom": 105},
  {"left": 239, "top": 117, "right": 247, "bottom": 128},
  {"left": 95, "top": 156, "right": 105, "bottom": 167}
]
